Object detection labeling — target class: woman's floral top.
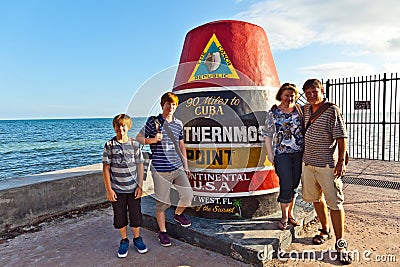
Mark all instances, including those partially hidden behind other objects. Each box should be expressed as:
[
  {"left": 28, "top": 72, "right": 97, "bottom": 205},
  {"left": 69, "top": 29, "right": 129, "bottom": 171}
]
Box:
[{"left": 263, "top": 105, "right": 305, "bottom": 156}]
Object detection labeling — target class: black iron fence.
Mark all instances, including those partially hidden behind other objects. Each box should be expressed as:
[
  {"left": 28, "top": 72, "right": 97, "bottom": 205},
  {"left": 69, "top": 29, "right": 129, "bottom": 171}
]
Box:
[
  {"left": 298, "top": 73, "right": 400, "bottom": 161},
  {"left": 325, "top": 73, "right": 399, "bottom": 161}
]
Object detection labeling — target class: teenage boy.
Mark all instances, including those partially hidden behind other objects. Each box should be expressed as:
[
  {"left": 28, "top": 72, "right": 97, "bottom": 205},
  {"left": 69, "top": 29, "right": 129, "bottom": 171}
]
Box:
[{"left": 136, "top": 92, "right": 193, "bottom": 247}]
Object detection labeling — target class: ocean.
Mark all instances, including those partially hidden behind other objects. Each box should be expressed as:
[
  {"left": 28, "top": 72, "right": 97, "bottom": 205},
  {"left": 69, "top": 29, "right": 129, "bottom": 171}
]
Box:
[
  {"left": 0, "top": 118, "right": 147, "bottom": 181},
  {"left": 1, "top": 116, "right": 398, "bottom": 182}
]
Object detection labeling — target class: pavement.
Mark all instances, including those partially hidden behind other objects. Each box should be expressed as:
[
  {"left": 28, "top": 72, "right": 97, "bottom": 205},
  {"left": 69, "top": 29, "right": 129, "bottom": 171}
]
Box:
[{"left": 0, "top": 159, "right": 399, "bottom": 267}]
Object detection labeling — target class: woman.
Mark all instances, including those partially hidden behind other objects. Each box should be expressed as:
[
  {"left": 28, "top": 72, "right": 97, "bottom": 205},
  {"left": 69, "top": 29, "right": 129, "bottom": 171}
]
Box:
[{"left": 264, "top": 83, "right": 304, "bottom": 230}]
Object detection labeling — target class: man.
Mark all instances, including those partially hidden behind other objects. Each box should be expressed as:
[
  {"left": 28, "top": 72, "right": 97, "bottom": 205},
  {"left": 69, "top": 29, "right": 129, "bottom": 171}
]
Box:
[
  {"left": 136, "top": 92, "right": 193, "bottom": 247},
  {"left": 301, "top": 79, "right": 352, "bottom": 265}
]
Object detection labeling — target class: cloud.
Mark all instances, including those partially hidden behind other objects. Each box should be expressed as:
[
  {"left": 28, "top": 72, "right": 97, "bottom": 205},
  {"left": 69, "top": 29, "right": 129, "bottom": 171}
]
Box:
[
  {"left": 299, "top": 62, "right": 375, "bottom": 79},
  {"left": 235, "top": 0, "right": 400, "bottom": 56},
  {"left": 382, "top": 62, "right": 400, "bottom": 74},
  {"left": 388, "top": 37, "right": 400, "bottom": 50}
]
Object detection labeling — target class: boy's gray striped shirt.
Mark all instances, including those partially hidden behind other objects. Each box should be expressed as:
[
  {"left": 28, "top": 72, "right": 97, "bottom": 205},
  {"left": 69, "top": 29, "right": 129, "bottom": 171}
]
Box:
[{"left": 102, "top": 137, "right": 144, "bottom": 193}]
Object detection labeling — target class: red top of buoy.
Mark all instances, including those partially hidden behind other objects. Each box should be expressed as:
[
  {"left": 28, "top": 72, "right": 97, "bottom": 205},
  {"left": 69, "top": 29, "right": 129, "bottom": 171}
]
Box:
[{"left": 173, "top": 20, "right": 280, "bottom": 91}]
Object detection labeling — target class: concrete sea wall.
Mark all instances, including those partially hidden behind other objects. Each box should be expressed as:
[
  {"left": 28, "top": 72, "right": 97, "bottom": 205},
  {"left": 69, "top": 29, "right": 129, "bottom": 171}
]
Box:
[{"left": 0, "top": 164, "right": 106, "bottom": 233}]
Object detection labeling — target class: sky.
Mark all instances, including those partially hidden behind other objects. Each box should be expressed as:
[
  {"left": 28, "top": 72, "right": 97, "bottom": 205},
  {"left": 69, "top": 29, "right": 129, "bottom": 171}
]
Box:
[{"left": 0, "top": 0, "right": 399, "bottom": 120}]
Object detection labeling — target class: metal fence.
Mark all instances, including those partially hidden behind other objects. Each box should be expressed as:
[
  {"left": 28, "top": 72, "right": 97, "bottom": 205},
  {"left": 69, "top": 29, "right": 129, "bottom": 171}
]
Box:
[
  {"left": 298, "top": 73, "right": 400, "bottom": 161},
  {"left": 325, "top": 73, "right": 399, "bottom": 161}
]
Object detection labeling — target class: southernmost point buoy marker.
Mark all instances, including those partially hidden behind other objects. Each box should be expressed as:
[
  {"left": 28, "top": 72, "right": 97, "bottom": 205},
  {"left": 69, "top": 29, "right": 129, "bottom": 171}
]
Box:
[{"left": 173, "top": 20, "right": 280, "bottom": 219}]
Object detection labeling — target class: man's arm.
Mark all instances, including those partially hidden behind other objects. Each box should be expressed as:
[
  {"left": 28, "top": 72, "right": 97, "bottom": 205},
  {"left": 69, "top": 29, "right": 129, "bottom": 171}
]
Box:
[{"left": 334, "top": 137, "right": 347, "bottom": 178}]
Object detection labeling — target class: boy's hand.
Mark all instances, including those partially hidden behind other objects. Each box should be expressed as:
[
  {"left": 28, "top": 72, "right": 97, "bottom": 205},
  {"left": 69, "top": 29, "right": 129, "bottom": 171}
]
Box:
[
  {"left": 155, "top": 133, "right": 163, "bottom": 142},
  {"left": 135, "top": 187, "right": 142, "bottom": 199},
  {"left": 149, "top": 133, "right": 162, "bottom": 144},
  {"left": 185, "top": 169, "right": 194, "bottom": 179},
  {"left": 106, "top": 190, "right": 117, "bottom": 202}
]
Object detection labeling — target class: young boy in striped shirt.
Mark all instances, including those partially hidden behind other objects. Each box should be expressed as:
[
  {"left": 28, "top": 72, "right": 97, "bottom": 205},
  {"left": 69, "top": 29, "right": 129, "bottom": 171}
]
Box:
[{"left": 102, "top": 114, "right": 148, "bottom": 258}]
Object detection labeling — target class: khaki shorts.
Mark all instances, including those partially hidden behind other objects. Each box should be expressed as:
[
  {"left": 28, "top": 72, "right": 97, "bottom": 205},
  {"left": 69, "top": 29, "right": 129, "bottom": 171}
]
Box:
[
  {"left": 152, "top": 168, "right": 193, "bottom": 212},
  {"left": 301, "top": 163, "right": 344, "bottom": 210}
]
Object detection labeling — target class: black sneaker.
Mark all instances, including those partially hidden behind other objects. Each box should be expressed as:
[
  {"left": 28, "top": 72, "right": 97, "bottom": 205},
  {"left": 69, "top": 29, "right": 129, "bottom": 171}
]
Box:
[
  {"left": 174, "top": 213, "right": 191, "bottom": 227},
  {"left": 158, "top": 231, "right": 171, "bottom": 247},
  {"left": 117, "top": 239, "right": 129, "bottom": 258}
]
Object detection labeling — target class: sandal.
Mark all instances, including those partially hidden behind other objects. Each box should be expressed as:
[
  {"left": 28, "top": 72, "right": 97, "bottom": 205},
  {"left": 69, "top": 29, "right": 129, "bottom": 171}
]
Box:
[
  {"left": 335, "top": 239, "right": 353, "bottom": 265},
  {"left": 312, "top": 228, "right": 332, "bottom": 245},
  {"left": 278, "top": 220, "right": 288, "bottom": 230},
  {"left": 288, "top": 217, "right": 300, "bottom": 226}
]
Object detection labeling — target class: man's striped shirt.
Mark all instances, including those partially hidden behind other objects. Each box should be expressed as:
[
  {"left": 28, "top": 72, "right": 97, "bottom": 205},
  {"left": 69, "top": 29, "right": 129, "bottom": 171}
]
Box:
[
  {"left": 102, "top": 137, "right": 144, "bottom": 193},
  {"left": 303, "top": 101, "right": 348, "bottom": 168}
]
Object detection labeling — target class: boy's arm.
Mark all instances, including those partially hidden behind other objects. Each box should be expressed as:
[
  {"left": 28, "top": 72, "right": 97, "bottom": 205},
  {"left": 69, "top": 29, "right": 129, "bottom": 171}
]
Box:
[
  {"left": 179, "top": 139, "right": 191, "bottom": 176},
  {"left": 102, "top": 163, "right": 117, "bottom": 201},
  {"left": 135, "top": 131, "right": 146, "bottom": 145},
  {"left": 136, "top": 128, "right": 161, "bottom": 145},
  {"left": 136, "top": 118, "right": 162, "bottom": 145},
  {"left": 135, "top": 162, "right": 144, "bottom": 199}
]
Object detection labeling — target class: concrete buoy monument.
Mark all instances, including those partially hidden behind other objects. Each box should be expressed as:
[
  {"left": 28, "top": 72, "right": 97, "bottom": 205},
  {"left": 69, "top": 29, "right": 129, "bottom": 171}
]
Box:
[{"left": 173, "top": 20, "right": 281, "bottom": 219}]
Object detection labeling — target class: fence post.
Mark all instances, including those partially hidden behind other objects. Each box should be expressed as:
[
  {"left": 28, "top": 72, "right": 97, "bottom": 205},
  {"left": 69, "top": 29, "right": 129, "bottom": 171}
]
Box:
[
  {"left": 382, "top": 73, "right": 387, "bottom": 161},
  {"left": 326, "top": 79, "right": 330, "bottom": 99}
]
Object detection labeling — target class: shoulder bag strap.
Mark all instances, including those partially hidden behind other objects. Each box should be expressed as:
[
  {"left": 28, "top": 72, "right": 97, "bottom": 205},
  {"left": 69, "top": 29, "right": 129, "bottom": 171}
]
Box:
[
  {"left": 305, "top": 102, "right": 334, "bottom": 131},
  {"left": 305, "top": 103, "right": 349, "bottom": 164},
  {"left": 151, "top": 116, "right": 185, "bottom": 164},
  {"left": 129, "top": 137, "right": 139, "bottom": 156},
  {"left": 151, "top": 116, "right": 162, "bottom": 132},
  {"left": 107, "top": 140, "right": 113, "bottom": 158}
]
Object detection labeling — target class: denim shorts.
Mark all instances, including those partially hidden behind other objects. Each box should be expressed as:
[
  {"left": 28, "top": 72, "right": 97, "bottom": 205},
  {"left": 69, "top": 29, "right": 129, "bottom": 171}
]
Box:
[{"left": 274, "top": 152, "right": 303, "bottom": 203}]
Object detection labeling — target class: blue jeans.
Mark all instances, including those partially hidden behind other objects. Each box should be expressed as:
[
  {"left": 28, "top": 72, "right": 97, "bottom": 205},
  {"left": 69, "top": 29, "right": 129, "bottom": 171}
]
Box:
[{"left": 274, "top": 152, "right": 303, "bottom": 203}]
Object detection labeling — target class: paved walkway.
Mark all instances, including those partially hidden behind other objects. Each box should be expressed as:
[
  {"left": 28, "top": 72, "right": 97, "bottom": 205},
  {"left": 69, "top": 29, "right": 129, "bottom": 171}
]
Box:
[
  {"left": 0, "top": 159, "right": 399, "bottom": 266},
  {"left": 267, "top": 158, "right": 400, "bottom": 266}
]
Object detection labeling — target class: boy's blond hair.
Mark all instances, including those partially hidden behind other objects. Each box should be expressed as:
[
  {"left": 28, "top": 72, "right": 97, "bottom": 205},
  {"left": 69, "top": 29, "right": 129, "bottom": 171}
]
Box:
[{"left": 112, "top": 114, "right": 132, "bottom": 129}]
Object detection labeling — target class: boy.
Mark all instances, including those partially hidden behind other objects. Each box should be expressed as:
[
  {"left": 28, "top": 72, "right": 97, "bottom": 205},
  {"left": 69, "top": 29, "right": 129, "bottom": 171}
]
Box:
[
  {"left": 102, "top": 114, "right": 148, "bottom": 258},
  {"left": 136, "top": 92, "right": 193, "bottom": 247}
]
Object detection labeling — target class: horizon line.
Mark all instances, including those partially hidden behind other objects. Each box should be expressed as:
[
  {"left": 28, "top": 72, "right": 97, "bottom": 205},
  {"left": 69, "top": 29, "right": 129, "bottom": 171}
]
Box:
[{"left": 0, "top": 116, "right": 149, "bottom": 121}]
